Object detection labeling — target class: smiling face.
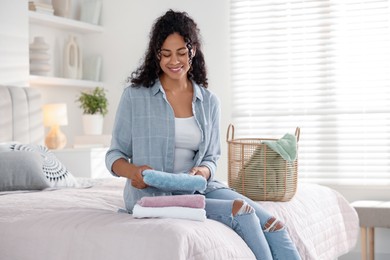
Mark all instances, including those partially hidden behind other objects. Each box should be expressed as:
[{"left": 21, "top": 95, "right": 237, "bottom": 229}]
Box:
[{"left": 159, "top": 33, "right": 195, "bottom": 82}]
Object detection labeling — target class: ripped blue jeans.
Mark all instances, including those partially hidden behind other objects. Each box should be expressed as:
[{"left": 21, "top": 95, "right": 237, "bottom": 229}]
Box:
[{"left": 205, "top": 188, "right": 301, "bottom": 260}]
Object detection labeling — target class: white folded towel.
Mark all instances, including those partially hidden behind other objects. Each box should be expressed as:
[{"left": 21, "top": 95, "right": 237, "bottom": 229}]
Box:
[{"left": 132, "top": 204, "right": 206, "bottom": 222}]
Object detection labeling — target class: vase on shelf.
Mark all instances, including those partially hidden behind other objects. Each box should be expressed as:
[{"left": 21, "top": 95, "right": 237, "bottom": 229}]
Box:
[
  {"left": 83, "top": 55, "right": 102, "bottom": 81},
  {"left": 52, "top": 0, "right": 71, "bottom": 18},
  {"left": 80, "top": 0, "right": 102, "bottom": 25},
  {"left": 63, "top": 35, "right": 82, "bottom": 79},
  {"left": 82, "top": 114, "right": 103, "bottom": 135},
  {"left": 29, "top": 36, "right": 50, "bottom": 76}
]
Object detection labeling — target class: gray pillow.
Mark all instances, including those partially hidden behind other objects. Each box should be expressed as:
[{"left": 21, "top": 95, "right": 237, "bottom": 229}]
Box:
[
  {"left": 0, "top": 151, "right": 50, "bottom": 191},
  {"left": 0, "top": 142, "right": 19, "bottom": 152},
  {"left": 9, "top": 143, "right": 78, "bottom": 188}
]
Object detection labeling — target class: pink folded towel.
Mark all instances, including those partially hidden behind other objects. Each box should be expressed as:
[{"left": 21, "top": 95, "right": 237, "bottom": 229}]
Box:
[{"left": 137, "top": 194, "right": 205, "bottom": 209}]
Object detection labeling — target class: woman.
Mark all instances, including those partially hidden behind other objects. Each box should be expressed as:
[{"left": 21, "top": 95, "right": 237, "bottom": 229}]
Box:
[{"left": 106, "top": 9, "right": 301, "bottom": 260}]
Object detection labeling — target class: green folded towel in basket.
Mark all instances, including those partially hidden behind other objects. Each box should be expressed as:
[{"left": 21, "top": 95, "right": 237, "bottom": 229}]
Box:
[{"left": 262, "top": 133, "right": 297, "bottom": 162}]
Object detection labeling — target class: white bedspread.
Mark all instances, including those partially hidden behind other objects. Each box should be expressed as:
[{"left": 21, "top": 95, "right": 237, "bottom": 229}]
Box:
[
  {"left": 0, "top": 179, "right": 358, "bottom": 260},
  {"left": 259, "top": 183, "right": 359, "bottom": 260},
  {"left": 0, "top": 178, "right": 255, "bottom": 260}
]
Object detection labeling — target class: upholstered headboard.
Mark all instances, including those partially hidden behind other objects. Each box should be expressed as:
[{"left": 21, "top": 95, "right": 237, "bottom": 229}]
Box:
[{"left": 0, "top": 85, "right": 44, "bottom": 144}]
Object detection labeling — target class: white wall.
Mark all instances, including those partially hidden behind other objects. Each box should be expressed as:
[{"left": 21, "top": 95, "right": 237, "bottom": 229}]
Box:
[{"left": 0, "top": 0, "right": 29, "bottom": 86}]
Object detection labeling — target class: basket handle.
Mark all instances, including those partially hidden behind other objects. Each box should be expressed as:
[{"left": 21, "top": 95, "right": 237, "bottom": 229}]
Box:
[
  {"left": 227, "top": 124, "right": 300, "bottom": 142},
  {"left": 295, "top": 127, "right": 300, "bottom": 142},
  {"left": 226, "top": 124, "right": 235, "bottom": 141}
]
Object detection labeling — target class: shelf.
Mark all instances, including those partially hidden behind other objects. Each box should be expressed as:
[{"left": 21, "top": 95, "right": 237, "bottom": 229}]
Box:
[
  {"left": 29, "top": 75, "right": 103, "bottom": 89},
  {"left": 28, "top": 11, "right": 103, "bottom": 34}
]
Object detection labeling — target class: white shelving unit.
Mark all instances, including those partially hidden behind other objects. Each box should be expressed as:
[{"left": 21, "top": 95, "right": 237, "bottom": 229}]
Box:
[
  {"left": 28, "top": 11, "right": 103, "bottom": 33},
  {"left": 29, "top": 75, "right": 102, "bottom": 89},
  {"left": 28, "top": 11, "right": 103, "bottom": 88}
]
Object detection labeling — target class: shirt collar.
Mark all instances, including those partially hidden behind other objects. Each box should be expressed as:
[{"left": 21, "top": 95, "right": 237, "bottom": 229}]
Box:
[
  {"left": 151, "top": 80, "right": 162, "bottom": 96},
  {"left": 192, "top": 81, "right": 203, "bottom": 102}
]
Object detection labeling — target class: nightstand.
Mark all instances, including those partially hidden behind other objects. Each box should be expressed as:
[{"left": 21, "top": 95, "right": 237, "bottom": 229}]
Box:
[
  {"left": 51, "top": 147, "right": 112, "bottom": 178},
  {"left": 351, "top": 200, "right": 390, "bottom": 260}
]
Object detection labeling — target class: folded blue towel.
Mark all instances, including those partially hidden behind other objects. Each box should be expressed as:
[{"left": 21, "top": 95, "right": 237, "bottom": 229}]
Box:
[
  {"left": 262, "top": 133, "right": 297, "bottom": 162},
  {"left": 142, "top": 170, "right": 207, "bottom": 193}
]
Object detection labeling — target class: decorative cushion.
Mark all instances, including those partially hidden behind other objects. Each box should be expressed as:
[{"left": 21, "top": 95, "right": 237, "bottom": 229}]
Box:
[
  {"left": 0, "top": 142, "right": 19, "bottom": 152},
  {"left": 0, "top": 151, "right": 50, "bottom": 191},
  {"left": 9, "top": 143, "right": 78, "bottom": 188}
]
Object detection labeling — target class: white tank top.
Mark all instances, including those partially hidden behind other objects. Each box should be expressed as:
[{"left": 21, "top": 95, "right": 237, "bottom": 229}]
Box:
[{"left": 174, "top": 116, "right": 201, "bottom": 173}]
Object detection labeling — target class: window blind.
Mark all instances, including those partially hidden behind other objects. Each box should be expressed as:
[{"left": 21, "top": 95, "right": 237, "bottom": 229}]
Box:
[{"left": 230, "top": 0, "right": 390, "bottom": 185}]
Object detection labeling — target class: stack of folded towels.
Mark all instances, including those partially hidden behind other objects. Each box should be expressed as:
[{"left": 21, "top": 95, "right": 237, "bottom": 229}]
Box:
[{"left": 133, "top": 194, "right": 207, "bottom": 222}]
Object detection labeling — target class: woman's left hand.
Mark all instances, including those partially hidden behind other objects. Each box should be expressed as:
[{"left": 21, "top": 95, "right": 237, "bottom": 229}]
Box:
[{"left": 189, "top": 166, "right": 210, "bottom": 180}]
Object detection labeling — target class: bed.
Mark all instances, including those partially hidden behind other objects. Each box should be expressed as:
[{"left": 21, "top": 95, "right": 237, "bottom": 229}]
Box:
[{"left": 0, "top": 85, "right": 359, "bottom": 260}]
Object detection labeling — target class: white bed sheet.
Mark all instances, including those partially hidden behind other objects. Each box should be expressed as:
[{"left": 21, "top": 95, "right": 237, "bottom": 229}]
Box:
[
  {"left": 0, "top": 178, "right": 255, "bottom": 260},
  {"left": 0, "top": 178, "right": 358, "bottom": 260},
  {"left": 259, "top": 183, "right": 359, "bottom": 260}
]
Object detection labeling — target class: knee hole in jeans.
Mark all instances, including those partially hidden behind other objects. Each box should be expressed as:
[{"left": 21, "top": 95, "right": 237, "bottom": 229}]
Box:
[
  {"left": 264, "top": 216, "right": 284, "bottom": 232},
  {"left": 232, "top": 199, "right": 254, "bottom": 216}
]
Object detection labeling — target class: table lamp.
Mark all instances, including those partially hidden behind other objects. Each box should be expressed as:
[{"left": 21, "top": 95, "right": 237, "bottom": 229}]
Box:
[{"left": 43, "top": 103, "right": 68, "bottom": 149}]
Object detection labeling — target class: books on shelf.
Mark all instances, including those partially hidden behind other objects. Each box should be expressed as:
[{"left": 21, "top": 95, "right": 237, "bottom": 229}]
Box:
[{"left": 29, "top": 1, "right": 54, "bottom": 15}]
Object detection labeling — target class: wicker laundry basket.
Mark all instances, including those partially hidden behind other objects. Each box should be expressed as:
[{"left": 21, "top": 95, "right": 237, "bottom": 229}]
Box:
[{"left": 226, "top": 124, "right": 300, "bottom": 202}]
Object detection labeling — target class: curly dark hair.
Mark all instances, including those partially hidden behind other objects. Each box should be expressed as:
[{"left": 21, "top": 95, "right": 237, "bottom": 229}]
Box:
[{"left": 129, "top": 9, "right": 208, "bottom": 88}]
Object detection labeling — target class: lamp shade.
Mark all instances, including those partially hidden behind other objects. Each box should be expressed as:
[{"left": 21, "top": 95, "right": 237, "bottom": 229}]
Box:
[{"left": 43, "top": 103, "right": 68, "bottom": 127}]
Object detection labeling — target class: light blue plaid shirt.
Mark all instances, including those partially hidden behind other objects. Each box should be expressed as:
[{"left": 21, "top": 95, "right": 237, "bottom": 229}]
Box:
[{"left": 105, "top": 79, "right": 226, "bottom": 211}]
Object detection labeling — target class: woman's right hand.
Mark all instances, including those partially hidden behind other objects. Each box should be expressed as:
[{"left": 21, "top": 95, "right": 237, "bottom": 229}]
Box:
[
  {"left": 131, "top": 165, "right": 152, "bottom": 189},
  {"left": 111, "top": 159, "right": 151, "bottom": 189}
]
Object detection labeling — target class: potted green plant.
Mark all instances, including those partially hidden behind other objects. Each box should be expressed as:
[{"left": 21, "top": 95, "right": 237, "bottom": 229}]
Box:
[{"left": 76, "top": 87, "right": 108, "bottom": 135}]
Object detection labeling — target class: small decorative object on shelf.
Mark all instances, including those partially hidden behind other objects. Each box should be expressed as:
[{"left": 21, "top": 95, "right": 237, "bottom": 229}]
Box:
[
  {"left": 63, "top": 35, "right": 82, "bottom": 79},
  {"left": 28, "top": 1, "right": 54, "bottom": 15},
  {"left": 80, "top": 0, "right": 102, "bottom": 25},
  {"left": 51, "top": 0, "right": 71, "bottom": 18},
  {"left": 29, "top": 36, "right": 50, "bottom": 76},
  {"left": 76, "top": 87, "right": 108, "bottom": 135},
  {"left": 83, "top": 55, "right": 102, "bottom": 81}
]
